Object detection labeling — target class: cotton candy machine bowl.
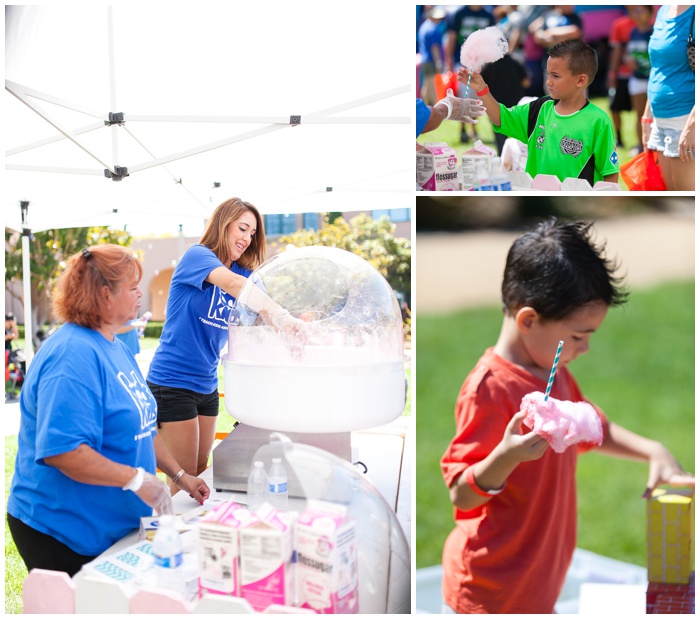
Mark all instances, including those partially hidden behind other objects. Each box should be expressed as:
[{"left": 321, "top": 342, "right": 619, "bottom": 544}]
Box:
[{"left": 222, "top": 246, "right": 407, "bottom": 432}]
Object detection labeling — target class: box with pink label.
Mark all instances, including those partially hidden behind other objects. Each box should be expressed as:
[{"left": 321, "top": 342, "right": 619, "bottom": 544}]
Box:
[
  {"left": 295, "top": 500, "right": 359, "bottom": 614},
  {"left": 197, "top": 500, "right": 256, "bottom": 598},
  {"left": 239, "top": 503, "right": 295, "bottom": 611},
  {"left": 416, "top": 142, "right": 461, "bottom": 191}
]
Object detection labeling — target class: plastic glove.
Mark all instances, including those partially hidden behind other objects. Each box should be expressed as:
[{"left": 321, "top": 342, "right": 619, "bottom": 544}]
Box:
[
  {"left": 259, "top": 307, "right": 307, "bottom": 360},
  {"left": 124, "top": 467, "right": 174, "bottom": 515},
  {"left": 435, "top": 89, "right": 486, "bottom": 124}
]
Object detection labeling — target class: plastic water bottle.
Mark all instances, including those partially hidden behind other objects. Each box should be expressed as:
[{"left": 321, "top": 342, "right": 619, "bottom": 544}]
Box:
[
  {"left": 489, "top": 157, "right": 512, "bottom": 191},
  {"left": 247, "top": 460, "right": 269, "bottom": 513},
  {"left": 268, "top": 457, "right": 289, "bottom": 511},
  {"left": 152, "top": 514, "right": 185, "bottom": 593},
  {"left": 474, "top": 158, "right": 492, "bottom": 191}
]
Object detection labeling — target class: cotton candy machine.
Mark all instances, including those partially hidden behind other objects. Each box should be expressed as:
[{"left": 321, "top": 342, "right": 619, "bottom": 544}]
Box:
[
  {"left": 211, "top": 246, "right": 410, "bottom": 612},
  {"left": 222, "top": 245, "right": 406, "bottom": 432},
  {"left": 213, "top": 245, "right": 407, "bottom": 489}
]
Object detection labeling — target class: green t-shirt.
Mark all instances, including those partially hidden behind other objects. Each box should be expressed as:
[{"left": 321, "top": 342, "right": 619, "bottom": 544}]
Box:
[{"left": 494, "top": 97, "right": 620, "bottom": 185}]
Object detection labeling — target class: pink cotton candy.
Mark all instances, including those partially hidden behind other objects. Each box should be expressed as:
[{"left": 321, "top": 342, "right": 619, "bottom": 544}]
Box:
[
  {"left": 521, "top": 391, "right": 603, "bottom": 453},
  {"left": 460, "top": 26, "right": 509, "bottom": 72}
]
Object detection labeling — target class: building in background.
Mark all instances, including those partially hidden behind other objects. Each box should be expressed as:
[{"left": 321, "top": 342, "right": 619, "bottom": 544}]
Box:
[{"left": 4, "top": 209, "right": 410, "bottom": 324}]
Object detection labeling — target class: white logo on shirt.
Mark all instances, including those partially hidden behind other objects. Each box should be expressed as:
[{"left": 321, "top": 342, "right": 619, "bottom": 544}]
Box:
[
  {"left": 560, "top": 136, "right": 583, "bottom": 157},
  {"left": 118, "top": 370, "right": 157, "bottom": 432},
  {"left": 207, "top": 287, "right": 234, "bottom": 324}
]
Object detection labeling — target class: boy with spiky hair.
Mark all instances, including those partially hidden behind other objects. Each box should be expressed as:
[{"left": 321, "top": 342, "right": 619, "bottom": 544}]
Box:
[
  {"left": 441, "top": 219, "right": 693, "bottom": 613},
  {"left": 460, "top": 39, "right": 620, "bottom": 185}
]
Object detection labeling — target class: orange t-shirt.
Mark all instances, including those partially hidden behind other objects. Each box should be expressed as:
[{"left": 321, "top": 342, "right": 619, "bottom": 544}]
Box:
[
  {"left": 609, "top": 15, "right": 636, "bottom": 79},
  {"left": 440, "top": 348, "right": 609, "bottom": 614}
]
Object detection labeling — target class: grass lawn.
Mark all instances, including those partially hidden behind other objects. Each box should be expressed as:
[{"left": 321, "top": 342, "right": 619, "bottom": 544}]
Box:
[
  {"left": 417, "top": 96, "right": 640, "bottom": 190},
  {"left": 5, "top": 335, "right": 411, "bottom": 613},
  {"left": 416, "top": 279, "right": 694, "bottom": 570}
]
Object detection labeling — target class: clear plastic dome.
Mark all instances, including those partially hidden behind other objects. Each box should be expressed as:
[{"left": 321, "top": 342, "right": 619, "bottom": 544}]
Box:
[
  {"left": 223, "top": 246, "right": 406, "bottom": 432},
  {"left": 252, "top": 433, "right": 411, "bottom": 614}
]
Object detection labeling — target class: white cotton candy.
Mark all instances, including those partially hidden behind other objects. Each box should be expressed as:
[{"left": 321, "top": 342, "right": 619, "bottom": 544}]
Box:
[
  {"left": 459, "top": 26, "right": 509, "bottom": 71},
  {"left": 521, "top": 391, "right": 603, "bottom": 454}
]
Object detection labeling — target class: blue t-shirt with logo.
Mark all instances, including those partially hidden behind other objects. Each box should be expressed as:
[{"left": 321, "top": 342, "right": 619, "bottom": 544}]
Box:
[
  {"left": 7, "top": 323, "right": 157, "bottom": 556},
  {"left": 147, "top": 244, "right": 251, "bottom": 394}
]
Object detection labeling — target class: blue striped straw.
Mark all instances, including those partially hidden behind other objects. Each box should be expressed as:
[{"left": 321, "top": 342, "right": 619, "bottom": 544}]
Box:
[{"left": 543, "top": 340, "right": 564, "bottom": 401}]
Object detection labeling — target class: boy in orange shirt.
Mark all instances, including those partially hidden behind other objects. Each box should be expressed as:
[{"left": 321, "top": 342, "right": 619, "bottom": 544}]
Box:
[{"left": 441, "top": 219, "right": 694, "bottom": 614}]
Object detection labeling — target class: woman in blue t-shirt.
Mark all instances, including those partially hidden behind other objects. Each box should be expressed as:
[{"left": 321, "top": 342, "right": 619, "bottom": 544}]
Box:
[
  {"left": 7, "top": 245, "right": 209, "bottom": 576},
  {"left": 642, "top": 4, "right": 695, "bottom": 190},
  {"left": 147, "top": 198, "right": 301, "bottom": 494}
]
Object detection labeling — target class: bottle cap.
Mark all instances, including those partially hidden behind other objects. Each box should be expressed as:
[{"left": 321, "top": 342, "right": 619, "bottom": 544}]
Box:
[{"left": 254, "top": 461, "right": 264, "bottom": 467}]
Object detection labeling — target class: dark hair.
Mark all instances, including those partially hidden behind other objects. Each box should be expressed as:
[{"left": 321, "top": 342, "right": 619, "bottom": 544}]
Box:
[
  {"left": 501, "top": 218, "right": 628, "bottom": 321},
  {"left": 547, "top": 39, "right": 598, "bottom": 84},
  {"left": 5, "top": 313, "right": 15, "bottom": 322}
]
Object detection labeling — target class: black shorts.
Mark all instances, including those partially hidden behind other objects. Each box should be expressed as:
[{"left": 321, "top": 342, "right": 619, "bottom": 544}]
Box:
[
  {"left": 148, "top": 382, "right": 220, "bottom": 426},
  {"left": 609, "top": 78, "right": 632, "bottom": 112},
  {"left": 7, "top": 513, "right": 97, "bottom": 577}
]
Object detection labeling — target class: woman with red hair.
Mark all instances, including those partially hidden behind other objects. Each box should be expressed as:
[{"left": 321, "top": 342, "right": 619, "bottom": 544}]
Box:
[{"left": 7, "top": 244, "right": 209, "bottom": 577}]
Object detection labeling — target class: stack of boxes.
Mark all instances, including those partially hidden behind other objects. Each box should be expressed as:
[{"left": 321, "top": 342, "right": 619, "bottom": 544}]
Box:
[
  {"left": 196, "top": 499, "right": 358, "bottom": 613},
  {"left": 646, "top": 487, "right": 695, "bottom": 614}
]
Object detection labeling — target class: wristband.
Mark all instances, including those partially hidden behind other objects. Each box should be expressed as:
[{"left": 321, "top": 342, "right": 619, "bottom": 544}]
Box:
[
  {"left": 475, "top": 86, "right": 490, "bottom": 97},
  {"left": 641, "top": 117, "right": 653, "bottom": 124},
  {"left": 123, "top": 467, "right": 145, "bottom": 491},
  {"left": 465, "top": 466, "right": 505, "bottom": 497},
  {"left": 172, "top": 468, "right": 186, "bottom": 484}
]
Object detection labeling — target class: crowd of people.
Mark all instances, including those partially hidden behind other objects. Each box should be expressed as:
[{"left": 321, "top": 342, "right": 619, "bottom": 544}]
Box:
[{"left": 417, "top": 5, "right": 695, "bottom": 190}]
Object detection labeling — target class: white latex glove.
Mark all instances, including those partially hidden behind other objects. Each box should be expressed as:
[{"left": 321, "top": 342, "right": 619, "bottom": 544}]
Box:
[
  {"left": 123, "top": 467, "right": 174, "bottom": 516},
  {"left": 435, "top": 88, "right": 486, "bottom": 124}
]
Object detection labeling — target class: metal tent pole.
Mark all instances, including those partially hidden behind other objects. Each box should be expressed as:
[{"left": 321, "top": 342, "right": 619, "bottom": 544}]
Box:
[
  {"left": 107, "top": 6, "right": 120, "bottom": 170},
  {"left": 20, "top": 201, "right": 34, "bottom": 366}
]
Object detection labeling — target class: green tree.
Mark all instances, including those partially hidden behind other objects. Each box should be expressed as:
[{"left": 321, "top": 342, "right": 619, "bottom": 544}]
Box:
[
  {"left": 5, "top": 227, "right": 133, "bottom": 346},
  {"left": 274, "top": 213, "right": 411, "bottom": 299}
]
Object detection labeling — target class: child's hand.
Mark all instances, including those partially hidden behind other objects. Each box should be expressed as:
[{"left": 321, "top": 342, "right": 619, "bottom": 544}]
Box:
[
  {"left": 458, "top": 68, "right": 486, "bottom": 93},
  {"left": 642, "top": 443, "right": 695, "bottom": 499},
  {"left": 500, "top": 410, "right": 549, "bottom": 464}
]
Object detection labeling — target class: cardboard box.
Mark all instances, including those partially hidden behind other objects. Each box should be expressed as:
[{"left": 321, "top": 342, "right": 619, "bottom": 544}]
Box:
[
  {"left": 295, "top": 500, "right": 358, "bottom": 614},
  {"left": 239, "top": 503, "right": 294, "bottom": 611},
  {"left": 139, "top": 515, "right": 194, "bottom": 542},
  {"left": 461, "top": 140, "right": 495, "bottom": 190},
  {"left": 197, "top": 501, "right": 257, "bottom": 598},
  {"left": 647, "top": 487, "right": 695, "bottom": 584},
  {"left": 416, "top": 143, "right": 460, "bottom": 191}
]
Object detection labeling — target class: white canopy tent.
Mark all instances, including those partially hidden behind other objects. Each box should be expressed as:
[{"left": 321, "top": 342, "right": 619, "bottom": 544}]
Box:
[{"left": 4, "top": 4, "right": 414, "bottom": 362}]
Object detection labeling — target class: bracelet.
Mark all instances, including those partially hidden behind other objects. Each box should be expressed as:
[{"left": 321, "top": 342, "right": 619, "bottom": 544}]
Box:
[
  {"left": 123, "top": 467, "right": 145, "bottom": 492},
  {"left": 641, "top": 117, "right": 654, "bottom": 124},
  {"left": 475, "top": 86, "right": 490, "bottom": 97},
  {"left": 172, "top": 469, "right": 186, "bottom": 484},
  {"left": 464, "top": 466, "right": 505, "bottom": 497}
]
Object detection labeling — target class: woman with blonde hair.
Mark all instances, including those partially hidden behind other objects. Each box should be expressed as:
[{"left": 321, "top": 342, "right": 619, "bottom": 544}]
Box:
[
  {"left": 7, "top": 244, "right": 209, "bottom": 577},
  {"left": 147, "top": 198, "right": 299, "bottom": 492}
]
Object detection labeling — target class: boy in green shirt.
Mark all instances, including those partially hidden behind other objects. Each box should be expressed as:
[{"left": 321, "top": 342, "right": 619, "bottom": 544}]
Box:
[{"left": 460, "top": 39, "right": 620, "bottom": 186}]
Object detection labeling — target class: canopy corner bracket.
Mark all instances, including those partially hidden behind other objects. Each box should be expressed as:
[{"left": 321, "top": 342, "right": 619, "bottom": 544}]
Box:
[
  {"left": 289, "top": 115, "right": 301, "bottom": 126},
  {"left": 105, "top": 112, "right": 125, "bottom": 126},
  {"left": 104, "top": 165, "right": 129, "bottom": 181}
]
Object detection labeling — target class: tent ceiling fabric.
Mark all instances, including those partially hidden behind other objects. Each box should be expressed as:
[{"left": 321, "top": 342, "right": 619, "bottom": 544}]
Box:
[{"left": 5, "top": 4, "right": 414, "bottom": 233}]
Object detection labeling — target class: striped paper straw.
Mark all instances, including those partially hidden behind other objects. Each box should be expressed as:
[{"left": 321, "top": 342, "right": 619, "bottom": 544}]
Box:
[{"left": 543, "top": 340, "right": 564, "bottom": 401}]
